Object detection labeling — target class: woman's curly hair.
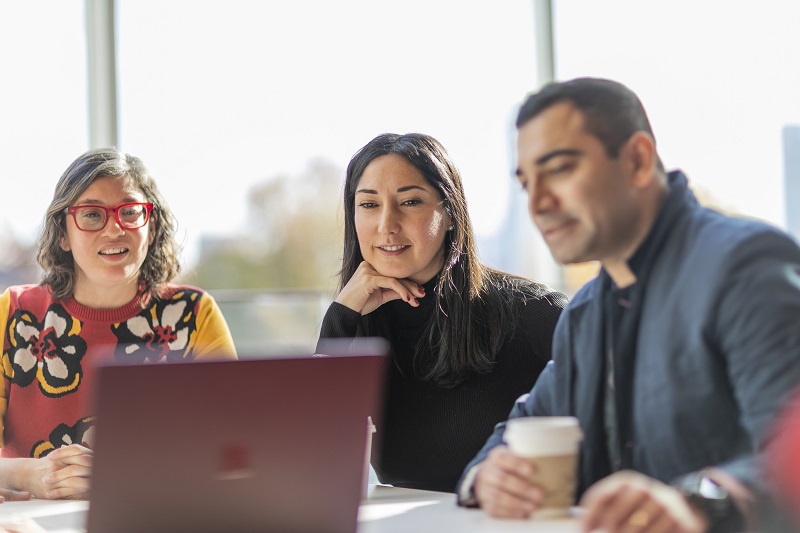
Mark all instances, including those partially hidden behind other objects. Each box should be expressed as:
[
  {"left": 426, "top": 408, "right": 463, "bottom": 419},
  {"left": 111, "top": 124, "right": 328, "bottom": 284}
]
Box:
[{"left": 37, "top": 148, "right": 181, "bottom": 301}]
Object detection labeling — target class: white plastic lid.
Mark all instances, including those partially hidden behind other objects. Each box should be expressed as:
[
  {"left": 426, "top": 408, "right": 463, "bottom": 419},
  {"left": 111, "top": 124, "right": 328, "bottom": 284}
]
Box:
[{"left": 504, "top": 416, "right": 583, "bottom": 457}]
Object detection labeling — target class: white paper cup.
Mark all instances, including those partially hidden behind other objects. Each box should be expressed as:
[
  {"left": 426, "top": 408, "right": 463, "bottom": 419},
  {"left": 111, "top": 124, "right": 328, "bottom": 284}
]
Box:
[{"left": 504, "top": 416, "right": 582, "bottom": 517}]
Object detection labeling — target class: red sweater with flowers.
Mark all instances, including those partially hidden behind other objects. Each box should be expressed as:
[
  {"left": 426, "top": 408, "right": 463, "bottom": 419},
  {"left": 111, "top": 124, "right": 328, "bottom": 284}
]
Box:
[{"left": 0, "top": 284, "right": 236, "bottom": 458}]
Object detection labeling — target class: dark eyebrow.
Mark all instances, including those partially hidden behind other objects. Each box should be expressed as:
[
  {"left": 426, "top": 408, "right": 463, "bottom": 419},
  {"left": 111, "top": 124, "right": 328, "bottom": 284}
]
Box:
[
  {"left": 535, "top": 148, "right": 582, "bottom": 166},
  {"left": 396, "top": 185, "right": 426, "bottom": 193},
  {"left": 355, "top": 185, "right": 428, "bottom": 194},
  {"left": 515, "top": 148, "right": 583, "bottom": 178},
  {"left": 74, "top": 197, "right": 141, "bottom": 206}
]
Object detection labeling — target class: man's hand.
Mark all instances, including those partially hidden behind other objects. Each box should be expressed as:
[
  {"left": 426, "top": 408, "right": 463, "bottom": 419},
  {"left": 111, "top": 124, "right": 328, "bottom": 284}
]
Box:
[
  {"left": 474, "top": 445, "right": 544, "bottom": 518},
  {"left": 579, "top": 470, "right": 708, "bottom": 533},
  {"left": 40, "top": 444, "right": 93, "bottom": 500}
]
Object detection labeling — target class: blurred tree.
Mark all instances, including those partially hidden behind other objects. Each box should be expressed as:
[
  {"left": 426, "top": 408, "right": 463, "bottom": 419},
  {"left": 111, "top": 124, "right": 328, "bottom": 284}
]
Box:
[{"left": 186, "top": 158, "right": 344, "bottom": 291}]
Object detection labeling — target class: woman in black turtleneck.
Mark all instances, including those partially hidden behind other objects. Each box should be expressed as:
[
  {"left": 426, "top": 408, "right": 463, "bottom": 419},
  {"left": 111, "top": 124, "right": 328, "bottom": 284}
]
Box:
[{"left": 317, "top": 133, "right": 567, "bottom": 493}]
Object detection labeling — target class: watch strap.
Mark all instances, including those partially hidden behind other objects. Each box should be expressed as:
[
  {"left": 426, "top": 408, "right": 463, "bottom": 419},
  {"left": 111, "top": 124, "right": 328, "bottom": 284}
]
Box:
[{"left": 672, "top": 471, "right": 746, "bottom": 533}]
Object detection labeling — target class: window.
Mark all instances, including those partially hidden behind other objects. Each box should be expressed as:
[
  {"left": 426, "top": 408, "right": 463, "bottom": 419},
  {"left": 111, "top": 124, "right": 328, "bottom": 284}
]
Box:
[{"left": 0, "top": 1, "right": 88, "bottom": 285}]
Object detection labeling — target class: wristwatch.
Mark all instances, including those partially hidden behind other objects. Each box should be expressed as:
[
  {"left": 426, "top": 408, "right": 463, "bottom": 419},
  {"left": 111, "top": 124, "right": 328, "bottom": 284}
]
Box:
[{"left": 673, "top": 471, "right": 745, "bottom": 533}]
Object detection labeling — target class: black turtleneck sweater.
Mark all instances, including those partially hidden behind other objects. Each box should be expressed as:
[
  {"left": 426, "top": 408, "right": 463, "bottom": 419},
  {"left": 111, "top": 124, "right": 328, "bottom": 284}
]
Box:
[{"left": 318, "top": 274, "right": 566, "bottom": 492}]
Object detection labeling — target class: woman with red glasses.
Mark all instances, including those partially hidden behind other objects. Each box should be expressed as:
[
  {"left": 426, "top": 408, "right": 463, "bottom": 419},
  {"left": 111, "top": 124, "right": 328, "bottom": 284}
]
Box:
[{"left": 0, "top": 148, "right": 237, "bottom": 500}]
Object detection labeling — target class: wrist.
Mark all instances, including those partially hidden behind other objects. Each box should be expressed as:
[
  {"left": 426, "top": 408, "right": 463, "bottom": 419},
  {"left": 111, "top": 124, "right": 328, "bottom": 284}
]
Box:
[
  {"left": 3, "top": 457, "right": 33, "bottom": 492},
  {"left": 673, "top": 470, "right": 745, "bottom": 533},
  {"left": 332, "top": 298, "right": 363, "bottom": 316},
  {"left": 457, "top": 462, "right": 483, "bottom": 507}
]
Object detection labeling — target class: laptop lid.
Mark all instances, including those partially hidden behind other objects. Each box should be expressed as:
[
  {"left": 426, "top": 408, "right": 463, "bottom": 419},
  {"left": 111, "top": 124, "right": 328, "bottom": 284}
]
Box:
[{"left": 87, "top": 337, "right": 387, "bottom": 533}]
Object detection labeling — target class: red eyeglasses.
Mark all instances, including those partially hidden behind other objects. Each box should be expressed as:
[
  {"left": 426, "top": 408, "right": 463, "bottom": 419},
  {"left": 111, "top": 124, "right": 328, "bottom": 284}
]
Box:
[{"left": 64, "top": 202, "right": 154, "bottom": 232}]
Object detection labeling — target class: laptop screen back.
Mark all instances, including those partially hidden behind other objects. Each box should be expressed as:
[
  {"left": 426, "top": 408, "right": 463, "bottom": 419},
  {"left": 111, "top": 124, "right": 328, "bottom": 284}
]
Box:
[{"left": 87, "top": 338, "right": 387, "bottom": 533}]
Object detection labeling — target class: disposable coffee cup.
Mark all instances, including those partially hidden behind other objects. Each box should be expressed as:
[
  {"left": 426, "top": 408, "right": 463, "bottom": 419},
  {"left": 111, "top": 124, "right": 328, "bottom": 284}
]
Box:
[
  {"left": 362, "top": 416, "right": 377, "bottom": 500},
  {"left": 503, "top": 416, "right": 583, "bottom": 517}
]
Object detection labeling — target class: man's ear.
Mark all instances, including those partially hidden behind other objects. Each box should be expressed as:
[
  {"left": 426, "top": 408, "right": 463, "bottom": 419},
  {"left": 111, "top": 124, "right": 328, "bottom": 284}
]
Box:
[{"left": 622, "top": 131, "right": 658, "bottom": 188}]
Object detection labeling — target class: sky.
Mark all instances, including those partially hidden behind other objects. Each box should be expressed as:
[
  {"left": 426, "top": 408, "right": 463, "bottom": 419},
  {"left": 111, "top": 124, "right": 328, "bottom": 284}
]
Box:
[{"left": 2, "top": 1, "right": 800, "bottom": 282}]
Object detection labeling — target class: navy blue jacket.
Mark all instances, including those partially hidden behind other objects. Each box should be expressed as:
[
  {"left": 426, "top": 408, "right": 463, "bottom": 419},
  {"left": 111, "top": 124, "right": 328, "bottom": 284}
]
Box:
[{"left": 459, "top": 171, "right": 800, "bottom": 507}]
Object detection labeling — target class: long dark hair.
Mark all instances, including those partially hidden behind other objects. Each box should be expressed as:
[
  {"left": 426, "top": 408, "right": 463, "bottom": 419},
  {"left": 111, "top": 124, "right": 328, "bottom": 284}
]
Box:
[
  {"left": 37, "top": 148, "right": 181, "bottom": 301},
  {"left": 340, "top": 133, "right": 541, "bottom": 387}
]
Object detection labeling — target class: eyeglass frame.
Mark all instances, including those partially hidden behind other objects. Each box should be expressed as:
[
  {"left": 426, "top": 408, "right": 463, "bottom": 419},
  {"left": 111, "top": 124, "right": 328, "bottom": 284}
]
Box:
[{"left": 63, "top": 202, "right": 155, "bottom": 232}]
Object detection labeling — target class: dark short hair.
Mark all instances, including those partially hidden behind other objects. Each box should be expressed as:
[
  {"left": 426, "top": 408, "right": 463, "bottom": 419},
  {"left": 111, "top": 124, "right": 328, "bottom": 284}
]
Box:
[
  {"left": 37, "top": 148, "right": 181, "bottom": 301},
  {"left": 517, "top": 77, "right": 661, "bottom": 166}
]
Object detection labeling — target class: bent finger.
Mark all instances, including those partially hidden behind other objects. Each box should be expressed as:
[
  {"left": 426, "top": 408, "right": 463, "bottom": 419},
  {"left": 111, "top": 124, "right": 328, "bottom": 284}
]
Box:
[
  {"left": 598, "top": 486, "right": 651, "bottom": 531},
  {"left": 397, "top": 278, "right": 427, "bottom": 298},
  {"left": 478, "top": 485, "right": 538, "bottom": 519},
  {"left": 47, "top": 444, "right": 93, "bottom": 461},
  {"left": 42, "top": 464, "right": 92, "bottom": 486},
  {"left": 49, "top": 453, "right": 93, "bottom": 468},
  {"left": 45, "top": 485, "right": 90, "bottom": 501},
  {"left": 0, "top": 489, "right": 31, "bottom": 502},
  {"left": 368, "top": 278, "right": 418, "bottom": 307},
  {"left": 486, "top": 447, "right": 536, "bottom": 478},
  {"left": 44, "top": 472, "right": 91, "bottom": 492}
]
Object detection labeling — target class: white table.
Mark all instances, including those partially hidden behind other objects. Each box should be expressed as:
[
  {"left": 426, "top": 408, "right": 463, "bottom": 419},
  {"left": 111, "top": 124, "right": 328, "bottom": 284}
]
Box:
[
  {"left": 360, "top": 487, "right": 580, "bottom": 532},
  {"left": 0, "top": 499, "right": 87, "bottom": 533},
  {"left": 0, "top": 487, "right": 580, "bottom": 532}
]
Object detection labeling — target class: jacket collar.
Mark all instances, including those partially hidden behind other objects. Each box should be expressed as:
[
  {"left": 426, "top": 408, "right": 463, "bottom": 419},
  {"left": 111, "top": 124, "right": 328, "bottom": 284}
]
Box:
[{"left": 594, "top": 170, "right": 696, "bottom": 291}]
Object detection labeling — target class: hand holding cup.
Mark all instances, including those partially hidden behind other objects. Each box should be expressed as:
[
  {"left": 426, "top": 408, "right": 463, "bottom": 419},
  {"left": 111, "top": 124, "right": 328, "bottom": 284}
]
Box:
[{"left": 502, "top": 416, "right": 583, "bottom": 518}]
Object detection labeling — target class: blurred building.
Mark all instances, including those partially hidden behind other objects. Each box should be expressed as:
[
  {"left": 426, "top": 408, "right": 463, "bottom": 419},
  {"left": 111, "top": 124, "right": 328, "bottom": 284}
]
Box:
[{"left": 784, "top": 125, "right": 800, "bottom": 240}]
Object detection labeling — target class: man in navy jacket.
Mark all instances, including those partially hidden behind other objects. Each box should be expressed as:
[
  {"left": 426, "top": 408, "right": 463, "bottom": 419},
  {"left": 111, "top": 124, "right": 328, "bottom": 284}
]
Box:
[{"left": 457, "top": 78, "right": 800, "bottom": 532}]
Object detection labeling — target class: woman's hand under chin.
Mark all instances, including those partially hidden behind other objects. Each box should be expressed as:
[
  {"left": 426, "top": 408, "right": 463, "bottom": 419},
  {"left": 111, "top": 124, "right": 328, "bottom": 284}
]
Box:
[{"left": 336, "top": 261, "right": 427, "bottom": 315}]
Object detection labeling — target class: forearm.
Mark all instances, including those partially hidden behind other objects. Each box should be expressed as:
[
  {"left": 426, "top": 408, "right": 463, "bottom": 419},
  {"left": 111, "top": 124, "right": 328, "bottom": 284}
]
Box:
[
  {"left": 709, "top": 234, "right": 800, "bottom": 529},
  {"left": 317, "top": 302, "right": 361, "bottom": 340},
  {"left": 706, "top": 457, "right": 794, "bottom": 532},
  {"left": 0, "top": 457, "right": 38, "bottom": 494}
]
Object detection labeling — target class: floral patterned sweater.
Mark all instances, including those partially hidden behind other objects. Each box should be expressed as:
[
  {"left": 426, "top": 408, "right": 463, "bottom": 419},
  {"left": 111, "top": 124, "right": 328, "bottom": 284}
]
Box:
[{"left": 0, "top": 284, "right": 237, "bottom": 458}]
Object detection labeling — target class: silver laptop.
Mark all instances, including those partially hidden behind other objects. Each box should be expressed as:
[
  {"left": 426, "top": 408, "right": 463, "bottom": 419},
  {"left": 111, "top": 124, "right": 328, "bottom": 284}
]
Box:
[{"left": 85, "top": 338, "right": 387, "bottom": 533}]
